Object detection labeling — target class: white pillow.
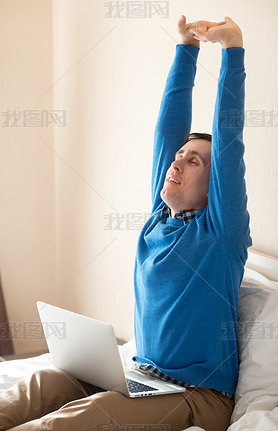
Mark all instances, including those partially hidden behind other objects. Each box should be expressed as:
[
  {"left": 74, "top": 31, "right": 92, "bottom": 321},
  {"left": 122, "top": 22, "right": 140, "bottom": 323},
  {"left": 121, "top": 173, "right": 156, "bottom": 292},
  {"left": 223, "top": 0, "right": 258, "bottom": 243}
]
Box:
[
  {"left": 118, "top": 338, "right": 136, "bottom": 369},
  {"left": 231, "top": 267, "right": 278, "bottom": 423}
]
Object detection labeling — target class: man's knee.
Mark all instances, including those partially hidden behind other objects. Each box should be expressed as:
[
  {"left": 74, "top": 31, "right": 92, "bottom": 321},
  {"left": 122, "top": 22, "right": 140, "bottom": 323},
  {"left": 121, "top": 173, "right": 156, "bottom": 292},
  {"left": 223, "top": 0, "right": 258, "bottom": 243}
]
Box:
[
  {"left": 30, "top": 368, "right": 67, "bottom": 386},
  {"left": 29, "top": 368, "right": 86, "bottom": 397},
  {"left": 86, "top": 390, "right": 124, "bottom": 413}
]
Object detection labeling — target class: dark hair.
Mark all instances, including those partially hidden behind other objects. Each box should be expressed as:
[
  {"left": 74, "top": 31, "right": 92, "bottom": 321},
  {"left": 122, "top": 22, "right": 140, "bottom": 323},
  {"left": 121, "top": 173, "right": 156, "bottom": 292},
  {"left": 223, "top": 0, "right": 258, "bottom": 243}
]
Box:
[{"left": 184, "top": 132, "right": 212, "bottom": 144}]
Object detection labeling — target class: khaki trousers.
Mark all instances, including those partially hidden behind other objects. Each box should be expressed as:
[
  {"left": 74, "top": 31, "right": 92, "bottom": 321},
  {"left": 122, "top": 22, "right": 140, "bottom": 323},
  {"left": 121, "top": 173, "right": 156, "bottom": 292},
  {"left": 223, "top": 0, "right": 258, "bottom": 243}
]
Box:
[{"left": 0, "top": 368, "right": 234, "bottom": 431}]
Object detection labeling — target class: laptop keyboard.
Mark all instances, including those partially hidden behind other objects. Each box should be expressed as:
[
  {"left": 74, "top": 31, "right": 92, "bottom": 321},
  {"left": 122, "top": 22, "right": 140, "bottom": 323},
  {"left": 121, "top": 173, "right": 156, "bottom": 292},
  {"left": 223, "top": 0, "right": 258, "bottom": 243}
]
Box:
[{"left": 126, "top": 378, "right": 159, "bottom": 393}]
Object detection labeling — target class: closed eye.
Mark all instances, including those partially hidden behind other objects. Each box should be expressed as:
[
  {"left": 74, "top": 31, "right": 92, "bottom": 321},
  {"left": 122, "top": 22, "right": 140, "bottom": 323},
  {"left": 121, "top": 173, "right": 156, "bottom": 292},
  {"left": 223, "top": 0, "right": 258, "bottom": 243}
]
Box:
[{"left": 175, "top": 155, "right": 199, "bottom": 165}]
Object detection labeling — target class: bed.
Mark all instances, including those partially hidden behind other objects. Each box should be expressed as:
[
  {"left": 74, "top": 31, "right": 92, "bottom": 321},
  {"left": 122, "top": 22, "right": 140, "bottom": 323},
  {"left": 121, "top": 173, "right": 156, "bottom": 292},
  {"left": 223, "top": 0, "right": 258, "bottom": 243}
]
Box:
[{"left": 1, "top": 248, "right": 278, "bottom": 431}]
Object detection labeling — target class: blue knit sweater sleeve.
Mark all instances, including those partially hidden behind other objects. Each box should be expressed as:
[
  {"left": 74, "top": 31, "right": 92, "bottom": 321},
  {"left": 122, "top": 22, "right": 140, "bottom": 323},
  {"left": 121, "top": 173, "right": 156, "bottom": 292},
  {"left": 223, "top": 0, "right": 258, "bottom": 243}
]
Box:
[
  {"left": 208, "top": 48, "right": 251, "bottom": 241},
  {"left": 151, "top": 45, "right": 200, "bottom": 213}
]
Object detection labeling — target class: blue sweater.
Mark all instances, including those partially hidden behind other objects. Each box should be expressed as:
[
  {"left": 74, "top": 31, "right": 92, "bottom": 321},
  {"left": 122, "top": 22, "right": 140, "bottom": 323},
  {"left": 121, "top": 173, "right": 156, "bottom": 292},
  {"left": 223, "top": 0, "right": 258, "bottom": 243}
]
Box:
[{"left": 133, "top": 45, "right": 252, "bottom": 396}]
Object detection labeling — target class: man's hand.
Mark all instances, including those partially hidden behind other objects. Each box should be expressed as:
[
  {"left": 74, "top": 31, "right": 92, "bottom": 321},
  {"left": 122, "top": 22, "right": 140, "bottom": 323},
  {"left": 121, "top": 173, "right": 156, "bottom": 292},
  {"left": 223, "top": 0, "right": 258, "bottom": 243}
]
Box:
[
  {"left": 178, "top": 15, "right": 226, "bottom": 48},
  {"left": 189, "top": 16, "right": 243, "bottom": 49}
]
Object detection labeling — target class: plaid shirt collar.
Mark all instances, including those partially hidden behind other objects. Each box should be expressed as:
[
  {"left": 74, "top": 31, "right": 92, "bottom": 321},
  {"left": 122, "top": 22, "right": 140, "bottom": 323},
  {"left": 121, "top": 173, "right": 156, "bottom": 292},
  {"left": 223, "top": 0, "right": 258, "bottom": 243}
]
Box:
[{"left": 161, "top": 204, "right": 199, "bottom": 224}]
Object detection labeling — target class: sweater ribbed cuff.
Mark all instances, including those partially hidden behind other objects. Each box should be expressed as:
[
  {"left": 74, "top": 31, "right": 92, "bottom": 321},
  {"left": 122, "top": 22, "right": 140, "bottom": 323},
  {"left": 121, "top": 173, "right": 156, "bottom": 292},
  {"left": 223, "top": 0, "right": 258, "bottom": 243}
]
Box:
[
  {"left": 221, "top": 47, "right": 245, "bottom": 69},
  {"left": 175, "top": 44, "right": 200, "bottom": 63}
]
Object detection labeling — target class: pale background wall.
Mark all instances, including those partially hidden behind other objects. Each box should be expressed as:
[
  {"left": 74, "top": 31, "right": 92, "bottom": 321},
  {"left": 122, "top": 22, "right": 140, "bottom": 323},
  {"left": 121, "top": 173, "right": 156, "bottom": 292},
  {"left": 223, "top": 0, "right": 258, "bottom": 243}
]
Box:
[
  {"left": 0, "top": 0, "right": 277, "bottom": 354},
  {"left": 0, "top": 1, "right": 57, "bottom": 353}
]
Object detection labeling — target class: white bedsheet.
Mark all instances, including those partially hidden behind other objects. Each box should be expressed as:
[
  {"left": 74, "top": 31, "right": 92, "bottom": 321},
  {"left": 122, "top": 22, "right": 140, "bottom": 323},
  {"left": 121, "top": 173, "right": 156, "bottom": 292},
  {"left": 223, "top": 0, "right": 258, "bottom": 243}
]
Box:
[
  {"left": 1, "top": 341, "right": 278, "bottom": 431},
  {"left": 0, "top": 353, "right": 55, "bottom": 393}
]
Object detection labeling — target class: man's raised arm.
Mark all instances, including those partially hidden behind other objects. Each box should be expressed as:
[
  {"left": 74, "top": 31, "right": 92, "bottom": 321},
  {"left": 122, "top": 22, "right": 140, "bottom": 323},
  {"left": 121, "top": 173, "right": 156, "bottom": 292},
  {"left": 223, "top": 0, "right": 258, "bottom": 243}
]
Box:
[
  {"left": 191, "top": 17, "right": 252, "bottom": 242},
  {"left": 150, "top": 16, "right": 200, "bottom": 213},
  {"left": 151, "top": 16, "right": 228, "bottom": 214}
]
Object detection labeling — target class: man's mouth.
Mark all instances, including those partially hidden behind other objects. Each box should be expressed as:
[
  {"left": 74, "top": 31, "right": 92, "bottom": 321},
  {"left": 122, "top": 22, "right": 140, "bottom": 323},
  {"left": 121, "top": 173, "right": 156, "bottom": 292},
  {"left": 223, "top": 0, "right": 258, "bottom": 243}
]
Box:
[{"left": 167, "top": 176, "right": 181, "bottom": 185}]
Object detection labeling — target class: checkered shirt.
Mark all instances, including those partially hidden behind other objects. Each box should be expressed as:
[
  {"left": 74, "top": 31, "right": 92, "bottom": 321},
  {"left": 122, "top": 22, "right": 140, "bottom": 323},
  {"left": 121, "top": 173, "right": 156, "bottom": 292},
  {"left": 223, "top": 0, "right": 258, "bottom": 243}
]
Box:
[
  {"left": 161, "top": 205, "right": 199, "bottom": 223},
  {"left": 134, "top": 362, "right": 234, "bottom": 400}
]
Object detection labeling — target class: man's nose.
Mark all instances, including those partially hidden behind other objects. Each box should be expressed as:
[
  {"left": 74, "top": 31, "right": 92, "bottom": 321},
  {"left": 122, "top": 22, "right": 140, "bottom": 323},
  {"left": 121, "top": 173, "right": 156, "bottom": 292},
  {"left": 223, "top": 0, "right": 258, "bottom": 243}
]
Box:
[{"left": 171, "top": 159, "right": 183, "bottom": 171}]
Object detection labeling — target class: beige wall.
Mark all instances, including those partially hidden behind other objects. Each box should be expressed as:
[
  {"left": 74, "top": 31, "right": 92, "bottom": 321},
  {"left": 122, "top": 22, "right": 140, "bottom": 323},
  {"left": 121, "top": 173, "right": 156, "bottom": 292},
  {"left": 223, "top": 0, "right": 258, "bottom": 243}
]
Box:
[
  {"left": 0, "top": 0, "right": 277, "bottom": 353},
  {"left": 0, "top": 0, "right": 56, "bottom": 353}
]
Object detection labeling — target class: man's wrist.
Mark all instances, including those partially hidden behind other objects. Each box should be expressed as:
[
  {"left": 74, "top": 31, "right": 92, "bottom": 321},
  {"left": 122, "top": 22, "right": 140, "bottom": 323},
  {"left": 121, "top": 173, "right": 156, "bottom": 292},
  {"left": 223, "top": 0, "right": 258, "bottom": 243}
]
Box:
[
  {"left": 179, "top": 39, "right": 200, "bottom": 48},
  {"left": 222, "top": 44, "right": 243, "bottom": 49},
  {"left": 221, "top": 35, "right": 243, "bottom": 49},
  {"left": 222, "top": 41, "right": 243, "bottom": 49}
]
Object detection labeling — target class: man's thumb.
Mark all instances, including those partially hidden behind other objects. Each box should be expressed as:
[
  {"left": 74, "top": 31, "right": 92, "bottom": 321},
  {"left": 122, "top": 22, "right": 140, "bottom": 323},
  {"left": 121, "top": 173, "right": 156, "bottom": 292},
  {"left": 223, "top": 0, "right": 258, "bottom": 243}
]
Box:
[
  {"left": 189, "top": 28, "right": 203, "bottom": 39},
  {"left": 224, "top": 16, "right": 233, "bottom": 22}
]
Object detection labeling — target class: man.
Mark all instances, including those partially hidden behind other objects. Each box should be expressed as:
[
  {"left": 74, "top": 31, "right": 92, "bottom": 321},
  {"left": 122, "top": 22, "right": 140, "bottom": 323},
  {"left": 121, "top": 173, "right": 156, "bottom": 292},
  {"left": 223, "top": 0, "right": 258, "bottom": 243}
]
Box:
[{"left": 0, "top": 15, "right": 251, "bottom": 431}]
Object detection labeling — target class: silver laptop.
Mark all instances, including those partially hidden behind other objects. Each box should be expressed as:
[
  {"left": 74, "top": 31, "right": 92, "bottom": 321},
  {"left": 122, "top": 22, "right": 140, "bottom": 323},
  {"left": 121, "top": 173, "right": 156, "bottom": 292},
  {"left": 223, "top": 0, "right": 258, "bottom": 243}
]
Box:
[{"left": 36, "top": 301, "right": 186, "bottom": 398}]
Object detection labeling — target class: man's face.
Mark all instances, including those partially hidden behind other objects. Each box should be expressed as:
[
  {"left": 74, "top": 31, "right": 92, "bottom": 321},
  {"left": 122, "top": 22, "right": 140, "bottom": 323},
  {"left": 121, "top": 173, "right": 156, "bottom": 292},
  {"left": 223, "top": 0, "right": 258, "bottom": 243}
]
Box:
[{"left": 160, "top": 139, "right": 212, "bottom": 216}]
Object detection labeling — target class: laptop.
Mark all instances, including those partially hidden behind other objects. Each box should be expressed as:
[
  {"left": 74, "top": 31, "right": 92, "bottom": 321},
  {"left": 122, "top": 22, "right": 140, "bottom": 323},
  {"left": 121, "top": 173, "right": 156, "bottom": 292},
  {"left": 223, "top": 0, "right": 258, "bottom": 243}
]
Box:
[{"left": 36, "top": 301, "right": 186, "bottom": 398}]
